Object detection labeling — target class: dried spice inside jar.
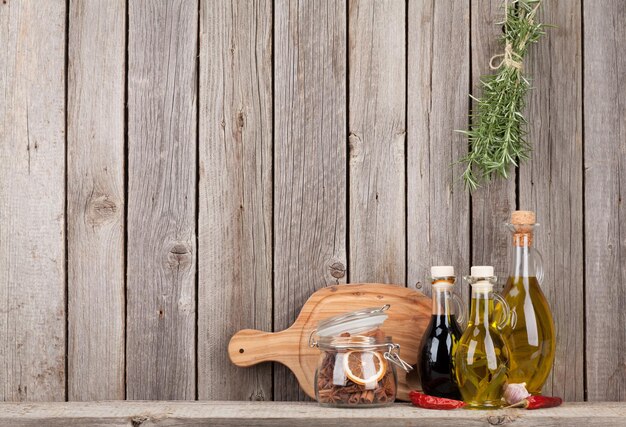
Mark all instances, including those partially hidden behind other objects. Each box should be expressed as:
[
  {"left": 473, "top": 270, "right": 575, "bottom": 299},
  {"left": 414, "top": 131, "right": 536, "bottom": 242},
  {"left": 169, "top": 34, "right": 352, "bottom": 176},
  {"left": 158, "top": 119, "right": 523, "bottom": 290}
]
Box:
[{"left": 315, "top": 330, "right": 397, "bottom": 406}]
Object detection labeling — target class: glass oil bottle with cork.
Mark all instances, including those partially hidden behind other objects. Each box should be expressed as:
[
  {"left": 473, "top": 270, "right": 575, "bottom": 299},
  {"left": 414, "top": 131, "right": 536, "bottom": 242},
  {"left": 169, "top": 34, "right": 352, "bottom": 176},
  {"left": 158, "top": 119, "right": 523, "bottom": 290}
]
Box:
[
  {"left": 498, "top": 210, "right": 556, "bottom": 394},
  {"left": 417, "top": 266, "right": 466, "bottom": 400},
  {"left": 454, "top": 266, "right": 511, "bottom": 409}
]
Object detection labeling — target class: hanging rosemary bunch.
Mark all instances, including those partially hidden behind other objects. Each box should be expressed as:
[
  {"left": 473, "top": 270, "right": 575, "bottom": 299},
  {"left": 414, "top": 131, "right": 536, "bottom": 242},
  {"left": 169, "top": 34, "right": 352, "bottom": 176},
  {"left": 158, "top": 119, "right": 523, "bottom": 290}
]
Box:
[{"left": 459, "top": 0, "right": 546, "bottom": 191}]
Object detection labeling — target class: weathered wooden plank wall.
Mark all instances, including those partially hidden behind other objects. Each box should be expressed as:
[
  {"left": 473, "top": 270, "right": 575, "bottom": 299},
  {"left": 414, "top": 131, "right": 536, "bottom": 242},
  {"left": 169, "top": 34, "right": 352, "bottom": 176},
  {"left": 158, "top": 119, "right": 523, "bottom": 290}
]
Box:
[
  {"left": 274, "top": 0, "right": 348, "bottom": 401},
  {"left": 407, "top": 0, "right": 470, "bottom": 304},
  {"left": 67, "top": 0, "right": 126, "bottom": 401},
  {"left": 0, "top": 0, "right": 67, "bottom": 401},
  {"left": 584, "top": 0, "right": 626, "bottom": 402},
  {"left": 470, "top": 0, "right": 516, "bottom": 285},
  {"left": 349, "top": 0, "right": 406, "bottom": 285},
  {"left": 521, "top": 0, "right": 584, "bottom": 401},
  {"left": 126, "top": 0, "right": 198, "bottom": 400},
  {"left": 1, "top": 0, "right": 624, "bottom": 403},
  {"left": 198, "top": 0, "right": 273, "bottom": 401}
]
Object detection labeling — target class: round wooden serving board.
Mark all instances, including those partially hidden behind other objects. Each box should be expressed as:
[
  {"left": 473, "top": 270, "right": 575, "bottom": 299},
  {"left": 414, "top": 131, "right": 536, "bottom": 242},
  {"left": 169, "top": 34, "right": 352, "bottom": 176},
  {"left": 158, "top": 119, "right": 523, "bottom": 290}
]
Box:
[{"left": 228, "top": 283, "right": 431, "bottom": 401}]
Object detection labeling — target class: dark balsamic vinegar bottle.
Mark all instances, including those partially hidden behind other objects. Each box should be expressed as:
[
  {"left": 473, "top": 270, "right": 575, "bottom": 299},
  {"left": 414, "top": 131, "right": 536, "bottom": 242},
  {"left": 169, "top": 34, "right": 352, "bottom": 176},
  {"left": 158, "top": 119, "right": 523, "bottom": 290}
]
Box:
[{"left": 417, "top": 266, "right": 465, "bottom": 400}]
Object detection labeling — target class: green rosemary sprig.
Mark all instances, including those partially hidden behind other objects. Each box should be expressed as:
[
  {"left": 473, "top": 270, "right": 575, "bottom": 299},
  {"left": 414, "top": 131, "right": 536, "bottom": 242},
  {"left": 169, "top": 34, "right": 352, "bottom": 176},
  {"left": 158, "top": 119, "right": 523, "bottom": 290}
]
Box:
[{"left": 459, "top": 0, "right": 546, "bottom": 191}]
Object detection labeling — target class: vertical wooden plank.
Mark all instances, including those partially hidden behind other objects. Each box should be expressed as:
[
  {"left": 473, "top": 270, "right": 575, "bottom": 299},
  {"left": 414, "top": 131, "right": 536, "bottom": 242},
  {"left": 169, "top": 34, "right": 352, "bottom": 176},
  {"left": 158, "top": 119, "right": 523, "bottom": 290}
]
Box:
[
  {"left": 584, "top": 0, "right": 626, "bottom": 402},
  {"left": 274, "top": 0, "right": 347, "bottom": 401},
  {"left": 407, "top": 1, "right": 470, "bottom": 300},
  {"left": 470, "top": 0, "right": 516, "bottom": 284},
  {"left": 0, "top": 0, "right": 66, "bottom": 401},
  {"left": 519, "top": 0, "right": 583, "bottom": 401},
  {"left": 127, "top": 0, "right": 197, "bottom": 400},
  {"left": 348, "top": 0, "right": 405, "bottom": 284},
  {"left": 67, "top": 0, "right": 125, "bottom": 401},
  {"left": 198, "top": 0, "right": 273, "bottom": 400}
]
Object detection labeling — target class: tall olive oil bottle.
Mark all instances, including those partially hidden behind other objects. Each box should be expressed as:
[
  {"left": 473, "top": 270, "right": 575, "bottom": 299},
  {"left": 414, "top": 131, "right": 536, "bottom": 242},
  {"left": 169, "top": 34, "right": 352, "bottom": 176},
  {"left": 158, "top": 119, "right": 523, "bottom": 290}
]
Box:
[
  {"left": 454, "top": 266, "right": 511, "bottom": 409},
  {"left": 500, "top": 211, "right": 556, "bottom": 394}
]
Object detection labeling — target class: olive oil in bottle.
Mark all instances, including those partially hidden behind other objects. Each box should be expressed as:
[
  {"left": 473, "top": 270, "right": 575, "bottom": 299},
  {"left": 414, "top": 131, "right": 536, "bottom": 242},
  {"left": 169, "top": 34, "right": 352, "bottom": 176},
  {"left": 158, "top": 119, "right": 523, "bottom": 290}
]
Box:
[
  {"left": 455, "top": 266, "right": 511, "bottom": 409},
  {"left": 499, "top": 211, "right": 556, "bottom": 394},
  {"left": 417, "top": 266, "right": 465, "bottom": 400}
]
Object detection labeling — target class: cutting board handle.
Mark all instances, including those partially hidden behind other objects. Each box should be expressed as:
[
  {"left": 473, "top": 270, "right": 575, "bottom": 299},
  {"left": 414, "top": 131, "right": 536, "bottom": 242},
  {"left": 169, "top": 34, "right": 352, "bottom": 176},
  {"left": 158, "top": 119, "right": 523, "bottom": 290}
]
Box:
[{"left": 228, "top": 329, "right": 300, "bottom": 368}]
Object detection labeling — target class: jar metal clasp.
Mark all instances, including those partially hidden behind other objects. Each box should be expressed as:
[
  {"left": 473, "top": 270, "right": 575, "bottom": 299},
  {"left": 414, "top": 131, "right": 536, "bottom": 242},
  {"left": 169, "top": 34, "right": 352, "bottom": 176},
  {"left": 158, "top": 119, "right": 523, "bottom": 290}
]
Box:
[
  {"left": 309, "top": 329, "right": 318, "bottom": 348},
  {"left": 384, "top": 343, "right": 413, "bottom": 372}
]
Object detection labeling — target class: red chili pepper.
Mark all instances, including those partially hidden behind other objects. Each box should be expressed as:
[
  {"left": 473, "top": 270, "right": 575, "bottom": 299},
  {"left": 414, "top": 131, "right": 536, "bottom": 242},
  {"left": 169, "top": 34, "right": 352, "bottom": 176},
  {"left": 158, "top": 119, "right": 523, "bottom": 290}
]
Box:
[
  {"left": 524, "top": 395, "right": 563, "bottom": 409},
  {"left": 409, "top": 390, "right": 466, "bottom": 410},
  {"left": 507, "top": 395, "right": 563, "bottom": 409}
]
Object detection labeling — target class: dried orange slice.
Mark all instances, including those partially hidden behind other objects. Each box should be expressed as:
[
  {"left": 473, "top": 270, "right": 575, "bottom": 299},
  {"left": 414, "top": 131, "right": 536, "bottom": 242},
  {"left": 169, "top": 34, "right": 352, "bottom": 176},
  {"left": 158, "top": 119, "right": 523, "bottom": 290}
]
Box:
[{"left": 343, "top": 350, "right": 386, "bottom": 386}]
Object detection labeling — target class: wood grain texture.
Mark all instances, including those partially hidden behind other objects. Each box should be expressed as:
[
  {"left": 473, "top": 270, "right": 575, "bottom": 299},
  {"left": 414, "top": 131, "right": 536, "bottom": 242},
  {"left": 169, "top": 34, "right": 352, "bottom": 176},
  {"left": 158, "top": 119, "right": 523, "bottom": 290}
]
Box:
[
  {"left": 0, "top": 402, "right": 625, "bottom": 427},
  {"left": 584, "top": 0, "right": 626, "bottom": 402},
  {"left": 406, "top": 0, "right": 471, "bottom": 300},
  {"left": 126, "top": 0, "right": 198, "bottom": 400},
  {"left": 274, "top": 0, "right": 348, "bottom": 401},
  {"left": 229, "top": 284, "right": 431, "bottom": 401},
  {"left": 348, "top": 0, "right": 405, "bottom": 284},
  {"left": 198, "top": 0, "right": 273, "bottom": 401},
  {"left": 0, "top": 0, "right": 66, "bottom": 401},
  {"left": 518, "top": 0, "right": 583, "bottom": 401},
  {"left": 470, "top": 0, "right": 516, "bottom": 286},
  {"left": 67, "top": 0, "right": 125, "bottom": 401}
]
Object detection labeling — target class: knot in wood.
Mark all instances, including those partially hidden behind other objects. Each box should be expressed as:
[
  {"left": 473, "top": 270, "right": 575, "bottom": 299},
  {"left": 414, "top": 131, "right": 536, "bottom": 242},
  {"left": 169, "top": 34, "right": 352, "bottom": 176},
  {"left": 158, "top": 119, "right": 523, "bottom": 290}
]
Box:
[
  {"left": 237, "top": 111, "right": 245, "bottom": 128},
  {"left": 166, "top": 242, "right": 192, "bottom": 270},
  {"left": 487, "top": 415, "right": 514, "bottom": 425},
  {"left": 249, "top": 390, "right": 266, "bottom": 401},
  {"left": 348, "top": 132, "right": 363, "bottom": 164},
  {"left": 329, "top": 262, "right": 346, "bottom": 278},
  {"left": 131, "top": 416, "right": 149, "bottom": 427},
  {"left": 86, "top": 194, "right": 118, "bottom": 226}
]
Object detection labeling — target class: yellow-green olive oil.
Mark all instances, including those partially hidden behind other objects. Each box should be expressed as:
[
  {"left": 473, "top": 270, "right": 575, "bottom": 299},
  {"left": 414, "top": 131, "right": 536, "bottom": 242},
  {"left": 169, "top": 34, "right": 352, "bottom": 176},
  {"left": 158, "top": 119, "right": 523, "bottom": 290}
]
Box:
[
  {"left": 500, "top": 276, "right": 556, "bottom": 394},
  {"left": 455, "top": 295, "right": 510, "bottom": 408}
]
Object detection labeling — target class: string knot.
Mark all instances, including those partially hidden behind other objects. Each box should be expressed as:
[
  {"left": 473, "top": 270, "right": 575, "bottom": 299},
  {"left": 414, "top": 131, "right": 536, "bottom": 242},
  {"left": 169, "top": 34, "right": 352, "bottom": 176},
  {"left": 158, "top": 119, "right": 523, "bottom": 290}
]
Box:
[{"left": 489, "top": 41, "right": 523, "bottom": 71}]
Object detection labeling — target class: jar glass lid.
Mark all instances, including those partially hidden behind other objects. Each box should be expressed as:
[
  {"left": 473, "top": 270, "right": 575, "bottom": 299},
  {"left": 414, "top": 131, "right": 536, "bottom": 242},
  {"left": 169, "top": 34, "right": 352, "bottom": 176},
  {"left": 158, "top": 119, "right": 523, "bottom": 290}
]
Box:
[
  {"left": 315, "top": 334, "right": 393, "bottom": 350},
  {"left": 316, "top": 304, "right": 390, "bottom": 337}
]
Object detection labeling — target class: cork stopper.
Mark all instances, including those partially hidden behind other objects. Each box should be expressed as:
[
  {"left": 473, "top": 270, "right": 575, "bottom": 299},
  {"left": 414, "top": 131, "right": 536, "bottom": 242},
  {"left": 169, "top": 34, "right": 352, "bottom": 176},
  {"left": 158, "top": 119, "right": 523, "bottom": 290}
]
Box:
[
  {"left": 511, "top": 211, "right": 536, "bottom": 226},
  {"left": 511, "top": 210, "right": 536, "bottom": 246}
]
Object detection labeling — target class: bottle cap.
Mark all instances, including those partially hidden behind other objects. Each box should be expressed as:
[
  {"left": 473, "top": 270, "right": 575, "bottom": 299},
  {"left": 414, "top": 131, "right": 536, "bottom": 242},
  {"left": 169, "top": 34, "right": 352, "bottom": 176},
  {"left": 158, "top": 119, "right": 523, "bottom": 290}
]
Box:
[
  {"left": 471, "top": 266, "right": 494, "bottom": 278},
  {"left": 470, "top": 266, "right": 495, "bottom": 293},
  {"left": 431, "top": 266, "right": 454, "bottom": 278}
]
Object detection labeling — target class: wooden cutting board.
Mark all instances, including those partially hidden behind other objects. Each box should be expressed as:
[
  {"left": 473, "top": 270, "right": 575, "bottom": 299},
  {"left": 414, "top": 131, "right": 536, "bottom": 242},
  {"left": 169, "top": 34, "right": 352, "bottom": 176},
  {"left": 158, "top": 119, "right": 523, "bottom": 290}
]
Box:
[{"left": 228, "top": 283, "right": 431, "bottom": 401}]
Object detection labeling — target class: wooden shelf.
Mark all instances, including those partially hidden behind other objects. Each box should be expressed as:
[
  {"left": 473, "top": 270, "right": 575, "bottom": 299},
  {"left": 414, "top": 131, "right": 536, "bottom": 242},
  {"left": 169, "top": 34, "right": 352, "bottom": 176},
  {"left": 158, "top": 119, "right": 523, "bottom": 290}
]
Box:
[{"left": 1, "top": 401, "right": 624, "bottom": 426}]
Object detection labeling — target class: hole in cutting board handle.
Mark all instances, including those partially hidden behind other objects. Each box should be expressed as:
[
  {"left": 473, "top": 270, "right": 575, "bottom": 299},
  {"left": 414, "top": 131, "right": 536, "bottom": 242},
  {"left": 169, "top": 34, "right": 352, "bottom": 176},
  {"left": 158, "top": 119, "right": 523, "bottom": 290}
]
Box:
[{"left": 239, "top": 348, "right": 245, "bottom": 353}]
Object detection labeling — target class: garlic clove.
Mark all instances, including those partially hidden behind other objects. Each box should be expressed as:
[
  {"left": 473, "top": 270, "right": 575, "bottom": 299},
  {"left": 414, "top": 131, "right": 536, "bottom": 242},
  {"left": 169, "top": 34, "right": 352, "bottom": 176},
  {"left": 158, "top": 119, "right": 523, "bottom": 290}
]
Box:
[{"left": 504, "top": 382, "right": 531, "bottom": 405}]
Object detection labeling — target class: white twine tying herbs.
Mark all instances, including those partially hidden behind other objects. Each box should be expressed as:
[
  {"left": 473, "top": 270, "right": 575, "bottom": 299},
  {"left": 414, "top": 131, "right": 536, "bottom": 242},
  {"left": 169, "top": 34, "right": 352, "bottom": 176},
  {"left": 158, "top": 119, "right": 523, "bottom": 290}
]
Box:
[
  {"left": 458, "top": 0, "right": 545, "bottom": 191},
  {"left": 489, "top": 42, "right": 522, "bottom": 71}
]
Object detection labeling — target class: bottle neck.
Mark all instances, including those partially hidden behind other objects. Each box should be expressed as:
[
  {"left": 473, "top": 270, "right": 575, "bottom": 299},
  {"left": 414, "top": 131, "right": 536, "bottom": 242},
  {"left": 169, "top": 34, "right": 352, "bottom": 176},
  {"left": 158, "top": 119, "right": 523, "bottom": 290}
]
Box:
[
  {"left": 469, "top": 283, "right": 493, "bottom": 326},
  {"left": 510, "top": 229, "right": 536, "bottom": 279},
  {"left": 512, "top": 244, "right": 531, "bottom": 278},
  {"left": 431, "top": 281, "right": 454, "bottom": 321},
  {"left": 513, "top": 231, "right": 533, "bottom": 247}
]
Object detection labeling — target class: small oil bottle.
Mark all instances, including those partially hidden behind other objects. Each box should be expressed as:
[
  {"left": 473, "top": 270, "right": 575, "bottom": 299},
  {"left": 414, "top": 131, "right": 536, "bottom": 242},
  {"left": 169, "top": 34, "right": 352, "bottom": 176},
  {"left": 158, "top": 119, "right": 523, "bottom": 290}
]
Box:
[
  {"left": 417, "top": 266, "right": 465, "bottom": 400},
  {"left": 455, "top": 266, "right": 511, "bottom": 409},
  {"left": 499, "top": 211, "right": 556, "bottom": 394}
]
